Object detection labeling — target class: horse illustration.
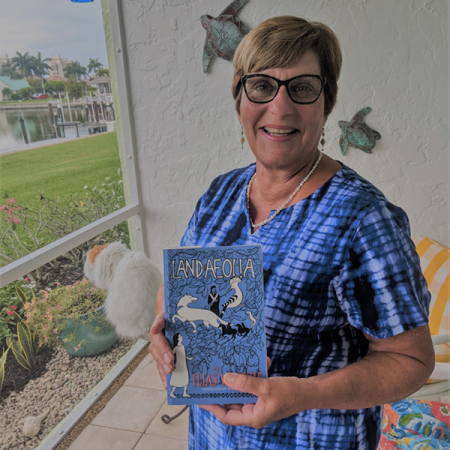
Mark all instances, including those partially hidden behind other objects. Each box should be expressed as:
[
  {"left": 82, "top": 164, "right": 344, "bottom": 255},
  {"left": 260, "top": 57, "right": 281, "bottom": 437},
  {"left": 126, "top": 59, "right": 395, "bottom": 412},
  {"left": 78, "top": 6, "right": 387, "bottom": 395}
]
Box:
[
  {"left": 218, "top": 324, "right": 238, "bottom": 339},
  {"left": 172, "top": 294, "right": 229, "bottom": 333},
  {"left": 219, "top": 276, "right": 243, "bottom": 318}
]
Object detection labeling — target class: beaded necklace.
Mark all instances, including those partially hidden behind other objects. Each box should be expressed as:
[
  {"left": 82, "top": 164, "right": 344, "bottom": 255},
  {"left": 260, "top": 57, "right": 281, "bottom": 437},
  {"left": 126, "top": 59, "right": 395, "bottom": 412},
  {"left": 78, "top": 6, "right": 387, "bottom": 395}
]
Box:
[{"left": 246, "top": 151, "right": 323, "bottom": 228}]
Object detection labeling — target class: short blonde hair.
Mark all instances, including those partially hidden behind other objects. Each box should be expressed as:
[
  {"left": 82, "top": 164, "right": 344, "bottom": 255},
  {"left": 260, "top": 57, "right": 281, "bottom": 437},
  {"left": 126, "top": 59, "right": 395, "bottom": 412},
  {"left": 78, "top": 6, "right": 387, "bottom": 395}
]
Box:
[{"left": 232, "top": 16, "right": 342, "bottom": 116}]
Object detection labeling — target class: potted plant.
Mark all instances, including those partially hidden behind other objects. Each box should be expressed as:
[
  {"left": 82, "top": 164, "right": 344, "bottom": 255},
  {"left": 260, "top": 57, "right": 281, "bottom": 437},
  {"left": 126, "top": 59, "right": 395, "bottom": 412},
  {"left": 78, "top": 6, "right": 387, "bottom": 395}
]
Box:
[{"left": 26, "top": 279, "right": 117, "bottom": 356}]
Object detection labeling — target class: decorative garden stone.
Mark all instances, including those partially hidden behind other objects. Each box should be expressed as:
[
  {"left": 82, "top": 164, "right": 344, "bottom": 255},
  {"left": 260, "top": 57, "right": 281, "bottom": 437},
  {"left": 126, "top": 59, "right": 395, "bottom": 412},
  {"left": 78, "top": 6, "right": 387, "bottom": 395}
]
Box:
[
  {"left": 201, "top": 0, "right": 249, "bottom": 73},
  {"left": 338, "top": 107, "right": 381, "bottom": 155},
  {"left": 22, "top": 409, "right": 49, "bottom": 438}
]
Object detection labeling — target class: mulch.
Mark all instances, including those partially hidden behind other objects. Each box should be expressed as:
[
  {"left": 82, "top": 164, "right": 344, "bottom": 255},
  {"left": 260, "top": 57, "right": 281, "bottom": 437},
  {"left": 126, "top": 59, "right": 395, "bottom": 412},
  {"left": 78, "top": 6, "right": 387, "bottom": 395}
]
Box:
[
  {"left": 35, "top": 255, "right": 85, "bottom": 289},
  {"left": 1, "top": 345, "right": 56, "bottom": 402},
  {"left": 0, "top": 256, "right": 85, "bottom": 403}
]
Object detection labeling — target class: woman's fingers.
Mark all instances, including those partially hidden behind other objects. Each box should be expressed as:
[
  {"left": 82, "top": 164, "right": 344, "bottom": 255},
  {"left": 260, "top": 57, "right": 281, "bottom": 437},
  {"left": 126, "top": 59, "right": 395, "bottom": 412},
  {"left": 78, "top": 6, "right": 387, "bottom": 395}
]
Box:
[
  {"left": 157, "top": 363, "right": 168, "bottom": 389},
  {"left": 150, "top": 312, "right": 165, "bottom": 335},
  {"left": 148, "top": 312, "right": 173, "bottom": 386}
]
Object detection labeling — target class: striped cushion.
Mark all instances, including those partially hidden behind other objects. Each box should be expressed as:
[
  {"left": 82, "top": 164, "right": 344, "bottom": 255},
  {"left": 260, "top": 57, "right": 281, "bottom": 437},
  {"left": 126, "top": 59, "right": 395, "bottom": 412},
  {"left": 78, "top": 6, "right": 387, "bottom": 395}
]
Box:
[
  {"left": 414, "top": 236, "right": 450, "bottom": 335},
  {"left": 414, "top": 236, "right": 450, "bottom": 374}
]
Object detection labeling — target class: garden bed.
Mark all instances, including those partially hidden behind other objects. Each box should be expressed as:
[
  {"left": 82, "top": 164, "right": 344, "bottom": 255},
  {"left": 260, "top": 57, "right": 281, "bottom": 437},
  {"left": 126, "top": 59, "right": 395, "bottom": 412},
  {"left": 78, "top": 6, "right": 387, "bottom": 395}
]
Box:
[{"left": 0, "top": 338, "right": 137, "bottom": 450}]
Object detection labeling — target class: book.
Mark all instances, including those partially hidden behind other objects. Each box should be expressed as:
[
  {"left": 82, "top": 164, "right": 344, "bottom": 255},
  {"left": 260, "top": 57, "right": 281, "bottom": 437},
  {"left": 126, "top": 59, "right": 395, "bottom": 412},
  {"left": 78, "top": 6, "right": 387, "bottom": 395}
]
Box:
[{"left": 163, "top": 244, "right": 267, "bottom": 405}]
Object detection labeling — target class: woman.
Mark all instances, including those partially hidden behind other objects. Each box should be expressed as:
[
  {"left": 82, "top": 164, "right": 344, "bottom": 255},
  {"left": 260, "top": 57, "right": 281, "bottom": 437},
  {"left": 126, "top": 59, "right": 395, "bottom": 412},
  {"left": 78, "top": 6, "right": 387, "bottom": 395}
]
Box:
[
  {"left": 149, "top": 16, "right": 434, "bottom": 449},
  {"left": 169, "top": 333, "right": 193, "bottom": 399}
]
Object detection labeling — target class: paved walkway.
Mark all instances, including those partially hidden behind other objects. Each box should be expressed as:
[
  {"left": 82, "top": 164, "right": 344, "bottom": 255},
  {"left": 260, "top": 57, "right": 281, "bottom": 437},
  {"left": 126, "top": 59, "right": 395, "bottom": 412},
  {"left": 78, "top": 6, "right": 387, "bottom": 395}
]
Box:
[{"left": 67, "top": 354, "right": 188, "bottom": 450}]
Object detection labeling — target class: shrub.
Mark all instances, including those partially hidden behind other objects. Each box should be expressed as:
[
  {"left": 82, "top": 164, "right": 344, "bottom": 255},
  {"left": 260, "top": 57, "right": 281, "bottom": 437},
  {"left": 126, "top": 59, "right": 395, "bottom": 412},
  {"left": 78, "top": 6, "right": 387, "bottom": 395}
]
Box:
[
  {"left": 11, "top": 94, "right": 19, "bottom": 101},
  {"left": 26, "top": 279, "right": 107, "bottom": 348},
  {"left": 18, "top": 87, "right": 33, "bottom": 100}
]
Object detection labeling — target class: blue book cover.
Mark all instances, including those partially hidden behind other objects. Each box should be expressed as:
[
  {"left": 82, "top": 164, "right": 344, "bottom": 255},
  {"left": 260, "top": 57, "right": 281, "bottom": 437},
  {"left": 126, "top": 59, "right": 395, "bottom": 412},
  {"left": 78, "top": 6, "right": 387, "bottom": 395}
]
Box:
[{"left": 163, "top": 245, "right": 267, "bottom": 405}]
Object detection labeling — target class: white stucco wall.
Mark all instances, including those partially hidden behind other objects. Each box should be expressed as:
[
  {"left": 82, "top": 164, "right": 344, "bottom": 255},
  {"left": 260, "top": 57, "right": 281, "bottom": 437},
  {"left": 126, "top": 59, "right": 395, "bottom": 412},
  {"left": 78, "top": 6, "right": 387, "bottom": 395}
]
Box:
[{"left": 118, "top": 0, "right": 449, "bottom": 266}]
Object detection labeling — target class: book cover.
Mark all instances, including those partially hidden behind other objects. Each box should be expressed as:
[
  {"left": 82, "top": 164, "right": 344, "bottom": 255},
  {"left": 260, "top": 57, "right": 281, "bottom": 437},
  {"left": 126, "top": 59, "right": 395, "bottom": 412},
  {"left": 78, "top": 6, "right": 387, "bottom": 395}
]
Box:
[{"left": 163, "top": 245, "right": 267, "bottom": 405}]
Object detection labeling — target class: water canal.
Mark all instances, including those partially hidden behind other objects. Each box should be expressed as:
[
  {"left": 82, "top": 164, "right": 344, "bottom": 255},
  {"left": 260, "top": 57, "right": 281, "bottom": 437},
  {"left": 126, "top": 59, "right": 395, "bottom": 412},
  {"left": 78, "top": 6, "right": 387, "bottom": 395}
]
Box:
[{"left": 0, "top": 107, "right": 90, "bottom": 152}]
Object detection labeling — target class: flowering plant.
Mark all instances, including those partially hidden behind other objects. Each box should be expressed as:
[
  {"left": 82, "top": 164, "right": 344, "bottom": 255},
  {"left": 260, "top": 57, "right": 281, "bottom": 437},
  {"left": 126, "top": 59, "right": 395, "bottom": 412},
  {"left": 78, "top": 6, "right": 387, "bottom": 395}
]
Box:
[
  {"left": 26, "top": 279, "right": 107, "bottom": 348},
  {"left": 0, "top": 279, "right": 35, "bottom": 349}
]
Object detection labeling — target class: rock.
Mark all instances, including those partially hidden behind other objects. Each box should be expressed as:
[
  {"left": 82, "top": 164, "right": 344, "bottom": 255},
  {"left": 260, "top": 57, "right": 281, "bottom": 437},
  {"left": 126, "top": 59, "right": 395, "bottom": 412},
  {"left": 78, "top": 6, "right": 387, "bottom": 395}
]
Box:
[{"left": 22, "top": 410, "right": 50, "bottom": 438}]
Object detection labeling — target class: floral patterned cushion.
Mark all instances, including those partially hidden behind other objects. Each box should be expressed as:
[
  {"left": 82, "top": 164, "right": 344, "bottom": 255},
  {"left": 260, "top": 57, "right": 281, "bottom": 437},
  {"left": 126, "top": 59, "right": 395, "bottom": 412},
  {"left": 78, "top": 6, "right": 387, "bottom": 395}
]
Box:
[{"left": 379, "top": 399, "right": 450, "bottom": 449}]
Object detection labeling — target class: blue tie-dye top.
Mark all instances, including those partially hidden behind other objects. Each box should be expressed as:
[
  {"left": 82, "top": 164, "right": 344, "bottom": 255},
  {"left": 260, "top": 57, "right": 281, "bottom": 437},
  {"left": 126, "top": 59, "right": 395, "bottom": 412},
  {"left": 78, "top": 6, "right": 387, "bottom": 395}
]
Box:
[{"left": 180, "top": 162, "right": 430, "bottom": 450}]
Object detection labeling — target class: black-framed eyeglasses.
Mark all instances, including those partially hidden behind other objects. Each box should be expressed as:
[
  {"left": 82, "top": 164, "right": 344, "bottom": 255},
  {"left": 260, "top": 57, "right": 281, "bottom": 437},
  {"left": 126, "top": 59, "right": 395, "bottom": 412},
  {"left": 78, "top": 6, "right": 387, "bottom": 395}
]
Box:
[{"left": 241, "top": 74, "right": 327, "bottom": 105}]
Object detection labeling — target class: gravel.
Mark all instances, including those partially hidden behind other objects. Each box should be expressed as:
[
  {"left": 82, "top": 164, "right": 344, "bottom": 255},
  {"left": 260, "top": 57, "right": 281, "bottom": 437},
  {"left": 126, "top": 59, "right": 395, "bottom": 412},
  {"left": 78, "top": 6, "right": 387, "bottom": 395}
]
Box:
[{"left": 0, "top": 339, "right": 136, "bottom": 450}]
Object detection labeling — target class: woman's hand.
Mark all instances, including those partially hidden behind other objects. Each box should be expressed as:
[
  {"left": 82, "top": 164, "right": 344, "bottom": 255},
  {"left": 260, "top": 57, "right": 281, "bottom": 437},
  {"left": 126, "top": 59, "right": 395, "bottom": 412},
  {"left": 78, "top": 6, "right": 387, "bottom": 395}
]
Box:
[
  {"left": 148, "top": 283, "right": 172, "bottom": 389},
  {"left": 201, "top": 325, "right": 435, "bottom": 429},
  {"left": 200, "top": 374, "right": 305, "bottom": 429}
]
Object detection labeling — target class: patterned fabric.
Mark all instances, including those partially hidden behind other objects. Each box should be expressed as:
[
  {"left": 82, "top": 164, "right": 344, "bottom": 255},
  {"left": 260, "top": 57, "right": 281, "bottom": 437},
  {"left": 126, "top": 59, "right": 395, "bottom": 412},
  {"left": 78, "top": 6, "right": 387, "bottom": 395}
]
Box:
[
  {"left": 181, "top": 163, "right": 430, "bottom": 450},
  {"left": 379, "top": 399, "right": 450, "bottom": 449}
]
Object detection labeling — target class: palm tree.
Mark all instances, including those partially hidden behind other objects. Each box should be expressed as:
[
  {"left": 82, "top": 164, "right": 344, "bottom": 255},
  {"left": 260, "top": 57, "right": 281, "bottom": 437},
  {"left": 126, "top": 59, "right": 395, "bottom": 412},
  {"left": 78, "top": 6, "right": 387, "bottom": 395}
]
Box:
[
  {"left": 0, "top": 61, "right": 22, "bottom": 80},
  {"left": 31, "top": 52, "right": 51, "bottom": 91},
  {"left": 96, "top": 68, "right": 109, "bottom": 77},
  {"left": 63, "top": 61, "right": 88, "bottom": 80},
  {"left": 87, "top": 58, "right": 103, "bottom": 76},
  {"left": 11, "top": 52, "right": 36, "bottom": 78}
]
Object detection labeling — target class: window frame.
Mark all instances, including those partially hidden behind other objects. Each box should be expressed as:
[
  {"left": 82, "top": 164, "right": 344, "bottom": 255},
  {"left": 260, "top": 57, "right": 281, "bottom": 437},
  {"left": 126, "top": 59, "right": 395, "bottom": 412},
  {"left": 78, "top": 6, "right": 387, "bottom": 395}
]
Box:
[{"left": 0, "top": 0, "right": 147, "bottom": 288}]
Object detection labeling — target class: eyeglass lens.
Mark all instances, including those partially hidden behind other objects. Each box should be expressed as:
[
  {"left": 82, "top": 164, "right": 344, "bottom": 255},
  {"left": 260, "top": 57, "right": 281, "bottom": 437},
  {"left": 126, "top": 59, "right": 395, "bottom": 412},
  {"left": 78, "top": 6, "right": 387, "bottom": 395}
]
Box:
[{"left": 245, "top": 75, "right": 323, "bottom": 103}]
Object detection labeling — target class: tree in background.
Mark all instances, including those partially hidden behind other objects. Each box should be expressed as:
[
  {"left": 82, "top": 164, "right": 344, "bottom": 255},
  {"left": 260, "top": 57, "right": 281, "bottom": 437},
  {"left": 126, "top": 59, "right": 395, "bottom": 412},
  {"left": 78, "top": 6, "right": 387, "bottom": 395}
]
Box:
[
  {"left": 0, "top": 61, "right": 22, "bottom": 80},
  {"left": 44, "top": 80, "right": 65, "bottom": 95},
  {"left": 65, "top": 79, "right": 86, "bottom": 99},
  {"left": 87, "top": 58, "right": 103, "bottom": 76},
  {"left": 11, "top": 52, "right": 36, "bottom": 78},
  {"left": 96, "top": 68, "right": 109, "bottom": 77},
  {"left": 27, "top": 78, "right": 42, "bottom": 94},
  {"left": 63, "top": 61, "right": 88, "bottom": 80},
  {"left": 31, "top": 52, "right": 51, "bottom": 91},
  {"left": 18, "top": 87, "right": 33, "bottom": 100},
  {"left": 2, "top": 88, "right": 12, "bottom": 100}
]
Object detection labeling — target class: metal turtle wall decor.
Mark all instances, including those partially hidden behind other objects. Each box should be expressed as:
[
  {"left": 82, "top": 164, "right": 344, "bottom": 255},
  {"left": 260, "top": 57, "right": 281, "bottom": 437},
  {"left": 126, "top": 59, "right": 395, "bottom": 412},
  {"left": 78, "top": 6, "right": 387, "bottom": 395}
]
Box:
[
  {"left": 338, "top": 107, "right": 381, "bottom": 155},
  {"left": 201, "top": 0, "right": 250, "bottom": 73}
]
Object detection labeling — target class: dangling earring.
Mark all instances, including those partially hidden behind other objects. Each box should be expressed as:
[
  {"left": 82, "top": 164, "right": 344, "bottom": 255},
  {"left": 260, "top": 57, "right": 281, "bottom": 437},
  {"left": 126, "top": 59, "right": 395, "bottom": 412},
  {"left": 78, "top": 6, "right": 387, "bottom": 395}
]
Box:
[
  {"left": 240, "top": 124, "right": 245, "bottom": 149},
  {"left": 320, "top": 127, "right": 326, "bottom": 152}
]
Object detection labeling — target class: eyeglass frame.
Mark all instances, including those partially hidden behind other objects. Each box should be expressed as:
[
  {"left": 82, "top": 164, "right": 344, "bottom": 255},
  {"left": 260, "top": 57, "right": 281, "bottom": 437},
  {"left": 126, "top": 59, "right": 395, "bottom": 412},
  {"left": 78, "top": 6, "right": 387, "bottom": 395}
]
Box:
[{"left": 241, "top": 73, "right": 327, "bottom": 105}]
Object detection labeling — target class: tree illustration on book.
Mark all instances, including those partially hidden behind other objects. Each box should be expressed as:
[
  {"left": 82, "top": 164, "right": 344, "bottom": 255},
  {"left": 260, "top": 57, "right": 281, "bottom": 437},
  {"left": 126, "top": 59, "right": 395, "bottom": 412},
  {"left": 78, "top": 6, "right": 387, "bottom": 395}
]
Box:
[{"left": 164, "top": 245, "right": 267, "bottom": 405}]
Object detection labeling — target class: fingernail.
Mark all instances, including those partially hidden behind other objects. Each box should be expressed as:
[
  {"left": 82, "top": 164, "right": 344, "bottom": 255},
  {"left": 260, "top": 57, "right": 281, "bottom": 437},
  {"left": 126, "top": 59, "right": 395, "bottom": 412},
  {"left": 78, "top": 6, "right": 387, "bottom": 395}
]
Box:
[
  {"left": 163, "top": 363, "right": 171, "bottom": 374},
  {"left": 164, "top": 353, "right": 171, "bottom": 364}
]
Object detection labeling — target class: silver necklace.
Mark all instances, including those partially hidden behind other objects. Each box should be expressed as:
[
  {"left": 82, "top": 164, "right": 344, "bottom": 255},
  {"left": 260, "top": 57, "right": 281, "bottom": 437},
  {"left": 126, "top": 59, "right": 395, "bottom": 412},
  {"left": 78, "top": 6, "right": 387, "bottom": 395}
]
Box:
[{"left": 246, "top": 151, "right": 323, "bottom": 228}]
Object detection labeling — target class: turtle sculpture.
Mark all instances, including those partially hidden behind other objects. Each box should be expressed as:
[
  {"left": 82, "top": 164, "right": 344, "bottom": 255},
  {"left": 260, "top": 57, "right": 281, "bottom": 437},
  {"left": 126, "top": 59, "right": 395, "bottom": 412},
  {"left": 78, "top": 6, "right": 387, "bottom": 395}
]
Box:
[
  {"left": 338, "top": 107, "right": 381, "bottom": 155},
  {"left": 201, "top": 0, "right": 249, "bottom": 73}
]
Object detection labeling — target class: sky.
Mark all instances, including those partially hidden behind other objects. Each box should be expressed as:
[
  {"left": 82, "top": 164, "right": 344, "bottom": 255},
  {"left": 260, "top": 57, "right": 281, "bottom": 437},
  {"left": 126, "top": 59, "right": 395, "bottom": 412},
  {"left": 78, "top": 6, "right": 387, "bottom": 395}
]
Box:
[{"left": 0, "top": 0, "right": 108, "bottom": 69}]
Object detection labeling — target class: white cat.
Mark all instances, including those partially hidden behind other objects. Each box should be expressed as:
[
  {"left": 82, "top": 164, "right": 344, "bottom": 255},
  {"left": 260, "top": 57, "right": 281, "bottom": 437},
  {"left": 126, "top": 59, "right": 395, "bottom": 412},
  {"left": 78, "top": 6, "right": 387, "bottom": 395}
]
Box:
[{"left": 84, "top": 242, "right": 162, "bottom": 341}]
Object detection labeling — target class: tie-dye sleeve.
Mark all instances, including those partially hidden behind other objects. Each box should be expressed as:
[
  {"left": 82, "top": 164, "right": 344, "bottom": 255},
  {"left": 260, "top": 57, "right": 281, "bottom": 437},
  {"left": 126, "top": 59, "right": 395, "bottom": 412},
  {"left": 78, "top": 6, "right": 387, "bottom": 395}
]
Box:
[
  {"left": 180, "top": 197, "right": 202, "bottom": 247},
  {"left": 335, "top": 200, "right": 430, "bottom": 339}
]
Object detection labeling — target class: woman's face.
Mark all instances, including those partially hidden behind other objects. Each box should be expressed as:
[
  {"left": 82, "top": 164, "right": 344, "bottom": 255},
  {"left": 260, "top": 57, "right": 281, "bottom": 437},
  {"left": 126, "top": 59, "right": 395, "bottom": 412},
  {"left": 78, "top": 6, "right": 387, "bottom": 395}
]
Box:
[
  {"left": 178, "top": 335, "right": 183, "bottom": 345},
  {"left": 238, "top": 50, "right": 327, "bottom": 172}
]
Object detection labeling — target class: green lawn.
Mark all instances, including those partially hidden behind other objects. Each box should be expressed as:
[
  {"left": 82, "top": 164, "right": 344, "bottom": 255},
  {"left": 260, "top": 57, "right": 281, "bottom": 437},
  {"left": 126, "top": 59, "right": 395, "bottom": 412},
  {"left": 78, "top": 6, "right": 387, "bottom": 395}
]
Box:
[
  {"left": 0, "top": 132, "right": 122, "bottom": 207},
  {"left": 1, "top": 99, "right": 53, "bottom": 105}
]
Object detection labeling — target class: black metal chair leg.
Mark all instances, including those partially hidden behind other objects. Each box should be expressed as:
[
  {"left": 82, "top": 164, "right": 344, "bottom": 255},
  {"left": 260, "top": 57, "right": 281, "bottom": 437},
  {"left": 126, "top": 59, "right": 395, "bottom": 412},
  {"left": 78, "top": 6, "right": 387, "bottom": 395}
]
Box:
[{"left": 161, "top": 405, "right": 189, "bottom": 424}]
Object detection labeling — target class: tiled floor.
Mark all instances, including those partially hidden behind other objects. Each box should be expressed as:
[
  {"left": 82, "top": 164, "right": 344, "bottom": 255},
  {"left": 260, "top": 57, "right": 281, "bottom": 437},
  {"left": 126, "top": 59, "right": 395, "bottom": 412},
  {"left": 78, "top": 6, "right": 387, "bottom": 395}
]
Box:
[{"left": 68, "top": 354, "right": 188, "bottom": 450}]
